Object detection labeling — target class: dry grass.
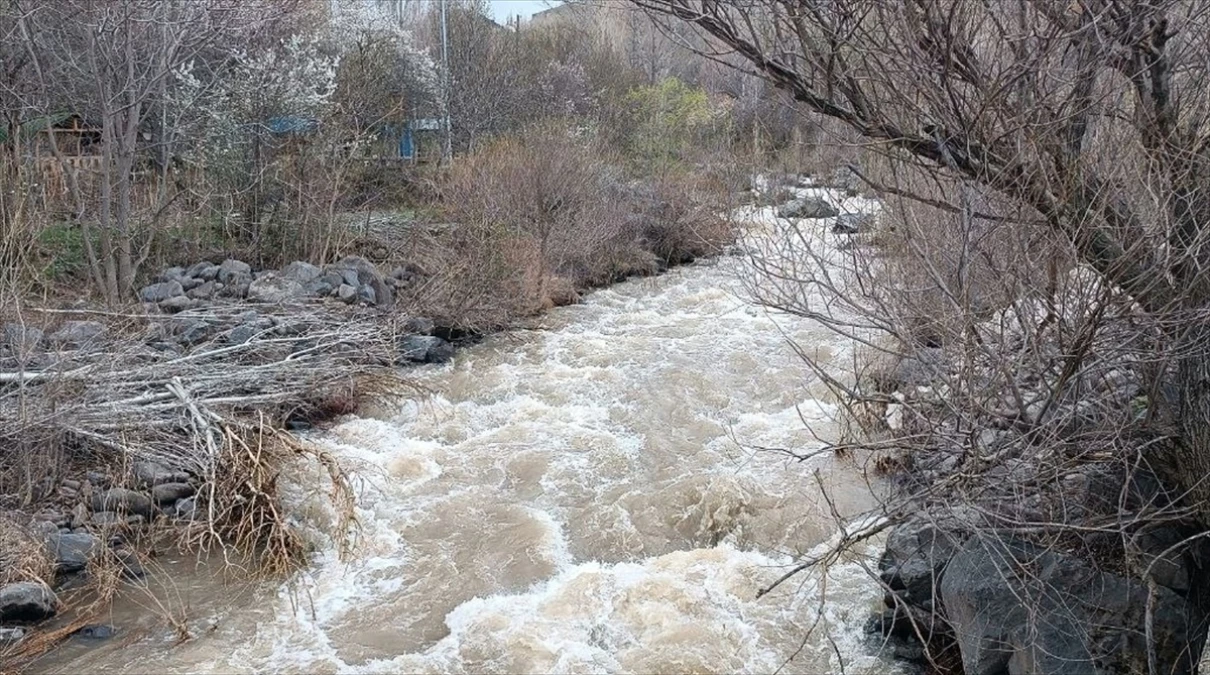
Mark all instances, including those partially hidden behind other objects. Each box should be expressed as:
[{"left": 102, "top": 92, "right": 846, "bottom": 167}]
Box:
[{"left": 0, "top": 517, "right": 54, "bottom": 587}]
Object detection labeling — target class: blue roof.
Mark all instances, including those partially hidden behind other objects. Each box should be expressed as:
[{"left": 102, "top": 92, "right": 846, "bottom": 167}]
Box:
[{"left": 266, "top": 116, "right": 319, "bottom": 135}]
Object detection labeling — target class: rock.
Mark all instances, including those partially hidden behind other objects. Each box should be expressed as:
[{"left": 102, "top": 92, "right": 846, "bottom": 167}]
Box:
[
  {"left": 217, "top": 259, "right": 251, "bottom": 284},
  {"left": 369, "top": 279, "right": 392, "bottom": 307},
  {"left": 303, "top": 278, "right": 335, "bottom": 297},
  {"left": 337, "top": 284, "right": 356, "bottom": 303},
  {"left": 281, "top": 261, "right": 322, "bottom": 284},
  {"left": 179, "top": 275, "right": 203, "bottom": 291},
  {"left": 139, "top": 280, "right": 184, "bottom": 303},
  {"left": 160, "top": 266, "right": 186, "bottom": 281},
  {"left": 247, "top": 273, "right": 307, "bottom": 303},
  {"left": 217, "top": 274, "right": 251, "bottom": 298},
  {"left": 307, "top": 272, "right": 344, "bottom": 297},
  {"left": 132, "top": 460, "right": 189, "bottom": 487},
  {"left": 48, "top": 321, "right": 106, "bottom": 347},
  {"left": 158, "top": 295, "right": 194, "bottom": 313},
  {"left": 333, "top": 256, "right": 376, "bottom": 283},
  {"left": 29, "top": 520, "right": 59, "bottom": 538},
  {"left": 91, "top": 488, "right": 153, "bottom": 517},
  {"left": 357, "top": 284, "right": 377, "bottom": 305},
  {"left": 864, "top": 607, "right": 919, "bottom": 640},
  {"left": 228, "top": 324, "right": 258, "bottom": 345},
  {"left": 399, "top": 335, "right": 455, "bottom": 364},
  {"left": 880, "top": 517, "right": 968, "bottom": 610},
  {"left": 33, "top": 509, "right": 67, "bottom": 528},
  {"left": 0, "top": 582, "right": 57, "bottom": 622},
  {"left": 74, "top": 624, "right": 115, "bottom": 640},
  {"left": 115, "top": 549, "right": 145, "bottom": 579},
  {"left": 174, "top": 497, "right": 198, "bottom": 521},
  {"left": 176, "top": 320, "right": 212, "bottom": 346},
  {"left": 776, "top": 197, "right": 839, "bottom": 219},
  {"left": 187, "top": 261, "right": 218, "bottom": 280},
  {"left": 70, "top": 503, "right": 89, "bottom": 529},
  {"left": 0, "top": 626, "right": 26, "bottom": 642},
  {"left": 86, "top": 471, "right": 110, "bottom": 488},
  {"left": 832, "top": 212, "right": 874, "bottom": 235},
  {"left": 273, "top": 321, "right": 307, "bottom": 337},
  {"left": 1134, "top": 526, "right": 1190, "bottom": 593},
  {"left": 940, "top": 537, "right": 1205, "bottom": 675},
  {"left": 187, "top": 280, "right": 217, "bottom": 300},
  {"left": 331, "top": 256, "right": 392, "bottom": 308},
  {"left": 151, "top": 482, "right": 194, "bottom": 504},
  {"left": 45, "top": 532, "right": 101, "bottom": 572},
  {"left": 88, "top": 512, "right": 122, "bottom": 528},
  {"left": 3, "top": 323, "right": 44, "bottom": 351},
  {"left": 403, "top": 317, "right": 435, "bottom": 335}
]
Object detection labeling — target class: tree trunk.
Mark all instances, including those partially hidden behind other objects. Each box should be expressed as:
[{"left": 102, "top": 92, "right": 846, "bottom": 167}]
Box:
[{"left": 1169, "top": 345, "right": 1210, "bottom": 525}]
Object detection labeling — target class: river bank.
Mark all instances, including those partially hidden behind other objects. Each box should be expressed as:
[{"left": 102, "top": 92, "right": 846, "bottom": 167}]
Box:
[
  {"left": 7, "top": 178, "right": 903, "bottom": 673},
  {"left": 0, "top": 189, "right": 742, "bottom": 669}
]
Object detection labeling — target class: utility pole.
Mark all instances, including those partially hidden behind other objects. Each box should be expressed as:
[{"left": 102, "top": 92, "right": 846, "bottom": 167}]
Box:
[{"left": 440, "top": 0, "right": 452, "bottom": 164}]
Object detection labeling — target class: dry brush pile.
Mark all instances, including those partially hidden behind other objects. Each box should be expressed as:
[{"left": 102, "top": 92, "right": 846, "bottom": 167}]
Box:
[{"left": 0, "top": 302, "right": 419, "bottom": 580}]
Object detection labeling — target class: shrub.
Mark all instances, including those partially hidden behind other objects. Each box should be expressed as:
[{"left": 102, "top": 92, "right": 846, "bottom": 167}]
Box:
[
  {"left": 435, "top": 126, "right": 627, "bottom": 325},
  {"left": 430, "top": 124, "right": 736, "bottom": 329}
]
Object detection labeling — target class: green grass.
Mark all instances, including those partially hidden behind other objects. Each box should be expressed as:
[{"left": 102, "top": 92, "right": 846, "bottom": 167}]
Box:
[{"left": 36, "top": 221, "right": 93, "bottom": 282}]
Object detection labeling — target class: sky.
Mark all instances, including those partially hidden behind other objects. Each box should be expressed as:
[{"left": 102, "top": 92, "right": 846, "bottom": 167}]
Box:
[{"left": 488, "top": 0, "right": 561, "bottom": 23}]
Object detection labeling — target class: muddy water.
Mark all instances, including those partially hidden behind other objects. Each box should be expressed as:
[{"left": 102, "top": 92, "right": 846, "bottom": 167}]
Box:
[{"left": 36, "top": 197, "right": 899, "bottom": 674}]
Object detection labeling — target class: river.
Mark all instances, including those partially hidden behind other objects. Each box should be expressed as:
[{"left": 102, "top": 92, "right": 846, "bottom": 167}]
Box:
[{"left": 35, "top": 192, "right": 899, "bottom": 674}]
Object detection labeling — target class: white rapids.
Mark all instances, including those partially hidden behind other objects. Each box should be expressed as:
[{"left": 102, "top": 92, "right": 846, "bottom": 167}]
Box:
[{"left": 36, "top": 188, "right": 901, "bottom": 674}]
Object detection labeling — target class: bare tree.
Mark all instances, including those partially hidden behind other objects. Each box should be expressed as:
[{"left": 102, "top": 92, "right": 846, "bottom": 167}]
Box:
[
  {"left": 631, "top": 0, "right": 1210, "bottom": 670},
  {"left": 16, "top": 0, "right": 287, "bottom": 303},
  {"left": 633, "top": 0, "right": 1210, "bottom": 531}
]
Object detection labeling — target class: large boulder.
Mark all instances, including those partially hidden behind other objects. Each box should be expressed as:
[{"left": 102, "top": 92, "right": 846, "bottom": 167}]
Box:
[
  {"left": 159, "top": 295, "right": 194, "bottom": 313},
  {"left": 151, "top": 482, "right": 194, "bottom": 504},
  {"left": 247, "top": 273, "right": 307, "bottom": 304},
  {"left": 880, "top": 515, "right": 968, "bottom": 612},
  {"left": 940, "top": 536, "right": 1206, "bottom": 675},
  {"left": 0, "top": 582, "right": 57, "bottom": 622},
  {"left": 777, "top": 197, "right": 839, "bottom": 219},
  {"left": 2, "top": 323, "right": 43, "bottom": 352},
  {"left": 281, "top": 261, "right": 322, "bottom": 284},
  {"left": 399, "top": 335, "right": 455, "bottom": 364},
  {"left": 305, "top": 272, "right": 344, "bottom": 298},
  {"left": 91, "top": 488, "right": 153, "bottom": 518},
  {"left": 187, "top": 280, "right": 218, "bottom": 300},
  {"left": 328, "top": 256, "right": 393, "bottom": 308},
  {"left": 187, "top": 261, "right": 219, "bottom": 280},
  {"left": 227, "top": 323, "right": 258, "bottom": 345},
  {"left": 217, "top": 259, "right": 252, "bottom": 284},
  {"left": 174, "top": 319, "right": 213, "bottom": 346},
  {"left": 138, "top": 280, "right": 184, "bottom": 303},
  {"left": 45, "top": 532, "right": 101, "bottom": 573},
  {"left": 48, "top": 320, "right": 106, "bottom": 348}
]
